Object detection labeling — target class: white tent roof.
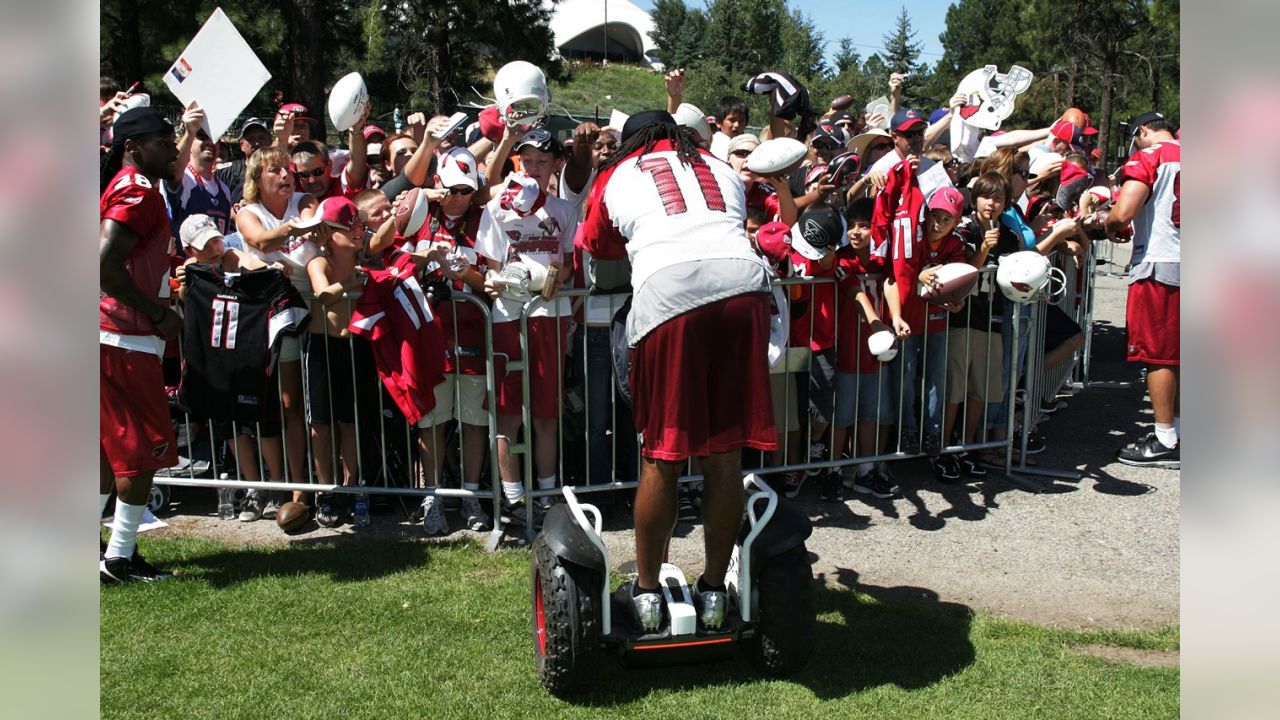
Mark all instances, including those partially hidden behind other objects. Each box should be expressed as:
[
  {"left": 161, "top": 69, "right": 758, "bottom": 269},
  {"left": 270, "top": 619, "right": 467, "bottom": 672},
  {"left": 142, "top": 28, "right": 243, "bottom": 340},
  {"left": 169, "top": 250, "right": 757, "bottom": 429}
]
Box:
[{"left": 548, "top": 0, "right": 661, "bottom": 68}]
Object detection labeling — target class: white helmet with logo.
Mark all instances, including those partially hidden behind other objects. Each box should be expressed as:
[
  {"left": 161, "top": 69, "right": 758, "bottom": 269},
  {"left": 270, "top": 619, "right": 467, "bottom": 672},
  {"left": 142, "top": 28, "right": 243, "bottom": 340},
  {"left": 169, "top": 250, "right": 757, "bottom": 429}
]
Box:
[
  {"left": 996, "top": 251, "right": 1065, "bottom": 304},
  {"left": 493, "top": 61, "right": 550, "bottom": 128}
]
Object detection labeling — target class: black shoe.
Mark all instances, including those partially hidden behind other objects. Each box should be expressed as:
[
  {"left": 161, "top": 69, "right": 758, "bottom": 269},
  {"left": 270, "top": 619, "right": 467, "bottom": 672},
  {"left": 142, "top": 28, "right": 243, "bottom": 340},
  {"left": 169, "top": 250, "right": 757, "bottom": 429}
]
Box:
[
  {"left": 1024, "top": 431, "right": 1046, "bottom": 455},
  {"left": 932, "top": 455, "right": 962, "bottom": 483},
  {"left": 819, "top": 473, "right": 844, "bottom": 502},
  {"left": 782, "top": 471, "right": 806, "bottom": 499},
  {"left": 100, "top": 552, "right": 172, "bottom": 584},
  {"left": 850, "top": 469, "right": 898, "bottom": 499},
  {"left": 677, "top": 490, "right": 698, "bottom": 523},
  {"left": 898, "top": 429, "right": 920, "bottom": 455},
  {"left": 957, "top": 453, "right": 988, "bottom": 477},
  {"left": 922, "top": 432, "right": 943, "bottom": 457},
  {"left": 315, "top": 492, "right": 342, "bottom": 528},
  {"left": 1116, "top": 433, "right": 1179, "bottom": 469}
]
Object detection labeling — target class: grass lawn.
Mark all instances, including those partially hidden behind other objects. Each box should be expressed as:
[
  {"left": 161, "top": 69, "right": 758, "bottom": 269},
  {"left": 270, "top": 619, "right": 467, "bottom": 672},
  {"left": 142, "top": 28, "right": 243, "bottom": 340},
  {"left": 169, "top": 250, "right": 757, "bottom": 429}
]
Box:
[{"left": 101, "top": 537, "right": 1178, "bottom": 719}]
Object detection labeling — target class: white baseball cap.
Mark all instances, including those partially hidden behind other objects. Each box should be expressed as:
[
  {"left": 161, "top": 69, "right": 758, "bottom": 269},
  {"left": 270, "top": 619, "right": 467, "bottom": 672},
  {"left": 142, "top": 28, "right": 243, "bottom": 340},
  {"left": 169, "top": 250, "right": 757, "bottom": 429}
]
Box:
[
  {"left": 179, "top": 214, "right": 223, "bottom": 251},
  {"left": 437, "top": 147, "right": 480, "bottom": 191}
]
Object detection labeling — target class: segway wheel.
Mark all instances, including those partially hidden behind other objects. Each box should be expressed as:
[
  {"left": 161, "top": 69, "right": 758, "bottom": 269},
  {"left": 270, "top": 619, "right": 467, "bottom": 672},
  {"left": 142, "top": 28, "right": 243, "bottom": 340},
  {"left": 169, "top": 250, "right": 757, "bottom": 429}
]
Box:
[
  {"left": 146, "top": 484, "right": 171, "bottom": 515},
  {"left": 744, "top": 544, "right": 815, "bottom": 675},
  {"left": 531, "top": 535, "right": 600, "bottom": 696}
]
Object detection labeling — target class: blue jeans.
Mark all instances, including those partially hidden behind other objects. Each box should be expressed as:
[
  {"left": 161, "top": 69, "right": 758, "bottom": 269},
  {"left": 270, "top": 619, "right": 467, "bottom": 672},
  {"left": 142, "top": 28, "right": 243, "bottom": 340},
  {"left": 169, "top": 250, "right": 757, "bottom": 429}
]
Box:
[
  {"left": 987, "top": 306, "right": 1031, "bottom": 429},
  {"left": 889, "top": 332, "right": 948, "bottom": 437}
]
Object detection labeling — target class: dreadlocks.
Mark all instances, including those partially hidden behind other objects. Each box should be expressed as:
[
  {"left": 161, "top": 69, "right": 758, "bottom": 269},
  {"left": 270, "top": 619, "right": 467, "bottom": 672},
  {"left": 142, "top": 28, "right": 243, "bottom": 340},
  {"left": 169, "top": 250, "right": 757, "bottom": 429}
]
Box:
[{"left": 599, "top": 122, "right": 704, "bottom": 175}]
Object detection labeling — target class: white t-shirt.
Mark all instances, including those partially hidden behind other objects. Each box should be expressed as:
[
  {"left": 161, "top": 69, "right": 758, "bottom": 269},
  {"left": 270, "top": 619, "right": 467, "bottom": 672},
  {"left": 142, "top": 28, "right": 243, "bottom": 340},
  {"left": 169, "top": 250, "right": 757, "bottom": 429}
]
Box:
[
  {"left": 475, "top": 182, "right": 579, "bottom": 322},
  {"left": 239, "top": 192, "right": 320, "bottom": 295},
  {"left": 710, "top": 131, "right": 732, "bottom": 162}
]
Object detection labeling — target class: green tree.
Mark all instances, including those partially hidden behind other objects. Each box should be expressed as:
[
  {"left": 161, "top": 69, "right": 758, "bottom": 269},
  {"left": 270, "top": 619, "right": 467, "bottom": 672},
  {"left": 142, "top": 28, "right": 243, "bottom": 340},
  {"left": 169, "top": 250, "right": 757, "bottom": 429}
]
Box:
[
  {"left": 834, "top": 38, "right": 860, "bottom": 75},
  {"left": 648, "top": 0, "right": 706, "bottom": 70},
  {"left": 881, "top": 7, "right": 924, "bottom": 76}
]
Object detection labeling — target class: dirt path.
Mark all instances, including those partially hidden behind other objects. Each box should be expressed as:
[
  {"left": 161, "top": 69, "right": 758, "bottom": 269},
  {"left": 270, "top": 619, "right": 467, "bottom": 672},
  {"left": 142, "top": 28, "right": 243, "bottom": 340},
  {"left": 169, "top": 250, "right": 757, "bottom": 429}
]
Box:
[{"left": 149, "top": 244, "right": 1178, "bottom": 631}]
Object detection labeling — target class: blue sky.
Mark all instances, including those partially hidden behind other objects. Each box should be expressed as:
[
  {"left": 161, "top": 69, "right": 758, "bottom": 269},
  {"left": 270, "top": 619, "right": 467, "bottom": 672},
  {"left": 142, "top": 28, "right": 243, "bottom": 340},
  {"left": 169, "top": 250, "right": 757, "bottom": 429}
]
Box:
[{"left": 630, "top": 0, "right": 953, "bottom": 67}]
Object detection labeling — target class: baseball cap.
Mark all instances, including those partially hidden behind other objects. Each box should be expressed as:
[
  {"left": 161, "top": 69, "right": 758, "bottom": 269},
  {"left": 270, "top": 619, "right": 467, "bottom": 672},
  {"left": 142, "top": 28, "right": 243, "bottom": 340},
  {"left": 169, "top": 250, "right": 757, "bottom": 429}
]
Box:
[
  {"left": 926, "top": 187, "right": 965, "bottom": 221},
  {"left": 362, "top": 124, "right": 386, "bottom": 141},
  {"left": 513, "top": 127, "right": 562, "bottom": 154},
  {"left": 790, "top": 205, "right": 846, "bottom": 261},
  {"left": 296, "top": 196, "right": 359, "bottom": 232},
  {"left": 1129, "top": 111, "right": 1165, "bottom": 133},
  {"left": 753, "top": 221, "right": 793, "bottom": 267},
  {"left": 672, "top": 103, "right": 711, "bottom": 144},
  {"left": 727, "top": 133, "right": 760, "bottom": 156},
  {"left": 928, "top": 107, "right": 951, "bottom": 125},
  {"left": 1049, "top": 119, "right": 1080, "bottom": 145},
  {"left": 365, "top": 142, "right": 382, "bottom": 160},
  {"left": 478, "top": 105, "right": 505, "bottom": 143},
  {"left": 437, "top": 147, "right": 480, "bottom": 190},
  {"left": 890, "top": 108, "right": 926, "bottom": 133},
  {"left": 620, "top": 109, "right": 676, "bottom": 144},
  {"left": 810, "top": 123, "right": 847, "bottom": 147},
  {"left": 179, "top": 214, "right": 223, "bottom": 251},
  {"left": 277, "top": 102, "right": 312, "bottom": 120},
  {"left": 238, "top": 117, "right": 269, "bottom": 138}
]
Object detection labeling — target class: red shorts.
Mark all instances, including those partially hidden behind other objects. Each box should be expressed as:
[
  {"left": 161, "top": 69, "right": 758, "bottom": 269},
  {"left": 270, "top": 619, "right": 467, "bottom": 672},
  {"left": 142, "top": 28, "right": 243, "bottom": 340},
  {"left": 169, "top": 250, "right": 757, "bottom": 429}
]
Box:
[
  {"left": 491, "top": 316, "right": 570, "bottom": 419},
  {"left": 631, "top": 293, "right": 777, "bottom": 462},
  {"left": 100, "top": 344, "right": 178, "bottom": 477},
  {"left": 1125, "top": 279, "right": 1179, "bottom": 366}
]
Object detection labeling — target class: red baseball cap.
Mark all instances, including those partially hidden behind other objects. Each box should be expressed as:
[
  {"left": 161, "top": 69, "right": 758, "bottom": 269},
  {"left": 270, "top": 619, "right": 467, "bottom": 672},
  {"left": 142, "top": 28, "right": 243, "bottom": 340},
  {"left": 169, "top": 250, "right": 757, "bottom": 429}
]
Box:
[
  {"left": 754, "top": 221, "right": 794, "bottom": 267},
  {"left": 890, "top": 108, "right": 927, "bottom": 133},
  {"left": 362, "top": 124, "right": 386, "bottom": 141},
  {"left": 926, "top": 186, "right": 965, "bottom": 220},
  {"left": 1050, "top": 119, "right": 1078, "bottom": 144},
  {"left": 296, "top": 196, "right": 359, "bottom": 232},
  {"left": 277, "top": 102, "right": 313, "bottom": 121}
]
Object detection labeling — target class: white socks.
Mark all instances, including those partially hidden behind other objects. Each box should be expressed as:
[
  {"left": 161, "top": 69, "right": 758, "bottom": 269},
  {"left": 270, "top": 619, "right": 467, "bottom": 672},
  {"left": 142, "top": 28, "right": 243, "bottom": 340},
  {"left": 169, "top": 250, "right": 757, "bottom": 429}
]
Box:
[
  {"left": 537, "top": 474, "right": 557, "bottom": 491},
  {"left": 99, "top": 493, "right": 111, "bottom": 520},
  {"left": 105, "top": 500, "right": 145, "bottom": 560},
  {"left": 463, "top": 482, "right": 480, "bottom": 492},
  {"left": 1174, "top": 416, "right": 1180, "bottom": 438},
  {"left": 856, "top": 462, "right": 874, "bottom": 477},
  {"left": 502, "top": 481, "right": 523, "bottom": 502},
  {"left": 1154, "top": 422, "right": 1178, "bottom": 449}
]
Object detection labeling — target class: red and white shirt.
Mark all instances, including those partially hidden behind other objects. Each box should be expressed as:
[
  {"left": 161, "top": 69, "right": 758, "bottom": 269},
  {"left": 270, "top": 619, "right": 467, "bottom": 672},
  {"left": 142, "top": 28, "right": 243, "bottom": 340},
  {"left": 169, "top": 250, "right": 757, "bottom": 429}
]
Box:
[
  {"left": 349, "top": 251, "right": 448, "bottom": 424},
  {"left": 872, "top": 160, "right": 929, "bottom": 332},
  {"left": 100, "top": 166, "right": 175, "bottom": 356},
  {"left": 412, "top": 205, "right": 489, "bottom": 375},
  {"left": 833, "top": 248, "right": 888, "bottom": 375},
  {"left": 475, "top": 177, "right": 578, "bottom": 323},
  {"left": 1121, "top": 139, "right": 1180, "bottom": 265}
]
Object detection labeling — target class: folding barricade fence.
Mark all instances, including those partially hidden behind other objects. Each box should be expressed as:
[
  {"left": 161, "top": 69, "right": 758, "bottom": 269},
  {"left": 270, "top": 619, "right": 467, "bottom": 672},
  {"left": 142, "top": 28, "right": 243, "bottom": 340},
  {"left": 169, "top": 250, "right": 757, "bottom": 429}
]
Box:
[{"left": 154, "top": 253, "right": 1101, "bottom": 541}]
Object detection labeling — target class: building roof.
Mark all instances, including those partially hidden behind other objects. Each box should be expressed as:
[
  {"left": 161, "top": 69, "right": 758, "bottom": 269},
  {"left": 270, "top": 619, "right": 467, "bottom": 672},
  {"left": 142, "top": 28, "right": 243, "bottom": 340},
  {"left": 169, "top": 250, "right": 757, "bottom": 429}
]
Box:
[{"left": 549, "top": 0, "right": 661, "bottom": 68}]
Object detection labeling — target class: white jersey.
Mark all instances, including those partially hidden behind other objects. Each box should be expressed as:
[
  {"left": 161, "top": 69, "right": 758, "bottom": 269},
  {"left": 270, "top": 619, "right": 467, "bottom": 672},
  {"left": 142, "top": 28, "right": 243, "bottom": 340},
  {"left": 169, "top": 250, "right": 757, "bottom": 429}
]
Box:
[
  {"left": 475, "top": 182, "right": 579, "bottom": 322},
  {"left": 1121, "top": 139, "right": 1180, "bottom": 265},
  {"left": 239, "top": 193, "right": 321, "bottom": 295},
  {"left": 578, "top": 143, "right": 768, "bottom": 305}
]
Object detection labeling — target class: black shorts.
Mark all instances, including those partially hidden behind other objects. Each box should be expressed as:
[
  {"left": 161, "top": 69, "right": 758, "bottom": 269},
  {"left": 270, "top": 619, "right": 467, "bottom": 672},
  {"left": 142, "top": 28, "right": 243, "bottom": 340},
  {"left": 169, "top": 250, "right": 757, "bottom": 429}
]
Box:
[
  {"left": 807, "top": 348, "right": 838, "bottom": 424},
  {"left": 1043, "top": 305, "right": 1083, "bottom": 353},
  {"left": 304, "top": 333, "right": 377, "bottom": 425}
]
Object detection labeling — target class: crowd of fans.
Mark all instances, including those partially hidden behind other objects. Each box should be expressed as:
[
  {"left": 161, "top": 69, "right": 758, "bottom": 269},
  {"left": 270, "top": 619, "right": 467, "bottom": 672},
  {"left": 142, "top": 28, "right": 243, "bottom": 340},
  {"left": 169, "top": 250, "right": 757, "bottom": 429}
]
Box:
[{"left": 98, "top": 58, "right": 1179, "bottom": 583}]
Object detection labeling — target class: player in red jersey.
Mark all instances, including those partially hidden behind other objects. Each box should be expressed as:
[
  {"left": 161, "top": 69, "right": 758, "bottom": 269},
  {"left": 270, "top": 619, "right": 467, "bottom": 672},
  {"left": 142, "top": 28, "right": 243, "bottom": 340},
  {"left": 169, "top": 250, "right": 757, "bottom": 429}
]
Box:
[
  {"left": 580, "top": 111, "right": 774, "bottom": 632},
  {"left": 1105, "top": 112, "right": 1181, "bottom": 468},
  {"left": 98, "top": 107, "right": 182, "bottom": 583}
]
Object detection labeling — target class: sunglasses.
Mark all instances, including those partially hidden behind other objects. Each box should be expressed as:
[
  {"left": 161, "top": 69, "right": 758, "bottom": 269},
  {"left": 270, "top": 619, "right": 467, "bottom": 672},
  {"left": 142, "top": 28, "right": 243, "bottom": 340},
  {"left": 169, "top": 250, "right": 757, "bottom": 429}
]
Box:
[
  {"left": 868, "top": 143, "right": 892, "bottom": 152},
  {"left": 1015, "top": 169, "right": 1032, "bottom": 179},
  {"left": 731, "top": 149, "right": 754, "bottom": 158},
  {"left": 446, "top": 186, "right": 476, "bottom": 196},
  {"left": 813, "top": 140, "right": 840, "bottom": 151},
  {"left": 901, "top": 129, "right": 925, "bottom": 139},
  {"left": 293, "top": 166, "right": 327, "bottom": 179}
]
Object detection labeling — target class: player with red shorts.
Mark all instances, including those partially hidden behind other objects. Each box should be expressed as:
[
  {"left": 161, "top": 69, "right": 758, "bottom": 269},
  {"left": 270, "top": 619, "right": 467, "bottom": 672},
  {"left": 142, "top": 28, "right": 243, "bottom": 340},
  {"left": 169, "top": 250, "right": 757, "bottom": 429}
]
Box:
[
  {"left": 1105, "top": 112, "right": 1181, "bottom": 468},
  {"left": 580, "top": 111, "right": 775, "bottom": 632},
  {"left": 98, "top": 107, "right": 182, "bottom": 583}
]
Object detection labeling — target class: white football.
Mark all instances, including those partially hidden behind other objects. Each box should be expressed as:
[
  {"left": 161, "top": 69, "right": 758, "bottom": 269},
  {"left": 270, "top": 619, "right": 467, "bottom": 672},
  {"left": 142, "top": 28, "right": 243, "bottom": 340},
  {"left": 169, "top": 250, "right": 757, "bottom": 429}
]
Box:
[
  {"left": 673, "top": 103, "right": 711, "bottom": 143},
  {"left": 113, "top": 93, "right": 150, "bottom": 122},
  {"left": 918, "top": 262, "right": 980, "bottom": 305},
  {"left": 868, "top": 329, "right": 898, "bottom": 362},
  {"left": 746, "top": 138, "right": 807, "bottom": 176},
  {"left": 518, "top": 254, "right": 551, "bottom": 292},
  {"left": 328, "top": 72, "right": 369, "bottom": 132},
  {"left": 392, "top": 187, "right": 431, "bottom": 237}
]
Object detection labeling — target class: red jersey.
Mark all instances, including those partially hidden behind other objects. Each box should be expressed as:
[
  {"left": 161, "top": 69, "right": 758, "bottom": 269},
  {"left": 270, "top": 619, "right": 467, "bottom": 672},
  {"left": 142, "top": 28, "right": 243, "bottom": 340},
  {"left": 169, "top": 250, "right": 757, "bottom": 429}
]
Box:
[
  {"left": 349, "top": 251, "right": 447, "bottom": 424},
  {"left": 412, "top": 205, "right": 489, "bottom": 374},
  {"left": 915, "top": 233, "right": 969, "bottom": 335},
  {"left": 100, "top": 166, "right": 174, "bottom": 338},
  {"left": 789, "top": 255, "right": 838, "bottom": 351},
  {"left": 833, "top": 248, "right": 887, "bottom": 374},
  {"left": 746, "top": 183, "right": 783, "bottom": 223},
  {"left": 1120, "top": 139, "right": 1180, "bottom": 265},
  {"left": 871, "top": 160, "right": 931, "bottom": 335}
]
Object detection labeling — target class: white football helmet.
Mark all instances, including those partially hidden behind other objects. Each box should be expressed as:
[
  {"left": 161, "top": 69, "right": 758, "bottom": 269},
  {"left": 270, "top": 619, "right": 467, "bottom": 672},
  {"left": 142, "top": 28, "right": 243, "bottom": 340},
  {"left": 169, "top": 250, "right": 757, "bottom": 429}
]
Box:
[
  {"left": 493, "top": 61, "right": 550, "bottom": 128},
  {"left": 996, "top": 251, "right": 1065, "bottom": 304}
]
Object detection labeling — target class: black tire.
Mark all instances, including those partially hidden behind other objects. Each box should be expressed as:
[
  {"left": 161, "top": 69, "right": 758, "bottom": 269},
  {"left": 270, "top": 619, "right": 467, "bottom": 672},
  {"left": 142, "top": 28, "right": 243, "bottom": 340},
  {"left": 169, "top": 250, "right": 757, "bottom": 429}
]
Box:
[
  {"left": 147, "top": 484, "right": 171, "bottom": 515},
  {"left": 744, "top": 544, "right": 815, "bottom": 676},
  {"left": 531, "top": 535, "right": 600, "bottom": 696}
]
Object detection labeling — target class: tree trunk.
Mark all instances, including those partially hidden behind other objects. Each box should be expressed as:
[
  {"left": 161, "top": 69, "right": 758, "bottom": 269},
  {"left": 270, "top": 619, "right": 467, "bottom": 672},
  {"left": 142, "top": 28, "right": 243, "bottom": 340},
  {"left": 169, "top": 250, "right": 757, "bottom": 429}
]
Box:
[
  {"left": 1066, "top": 54, "right": 1078, "bottom": 107},
  {"left": 117, "top": 0, "right": 143, "bottom": 88},
  {"left": 285, "top": 0, "right": 328, "bottom": 133},
  {"left": 1098, "top": 53, "right": 1116, "bottom": 168}
]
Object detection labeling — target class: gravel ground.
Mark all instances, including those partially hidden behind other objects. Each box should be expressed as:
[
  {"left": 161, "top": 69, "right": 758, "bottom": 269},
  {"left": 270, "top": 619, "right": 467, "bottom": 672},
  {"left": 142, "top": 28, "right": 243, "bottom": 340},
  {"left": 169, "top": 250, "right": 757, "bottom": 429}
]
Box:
[{"left": 149, "top": 242, "right": 1178, "bottom": 631}]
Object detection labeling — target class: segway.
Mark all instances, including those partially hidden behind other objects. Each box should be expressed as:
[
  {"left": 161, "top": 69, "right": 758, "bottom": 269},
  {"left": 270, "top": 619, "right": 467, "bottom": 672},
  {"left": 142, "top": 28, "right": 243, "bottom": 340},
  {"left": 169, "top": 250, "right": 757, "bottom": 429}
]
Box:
[{"left": 530, "top": 474, "right": 815, "bottom": 697}]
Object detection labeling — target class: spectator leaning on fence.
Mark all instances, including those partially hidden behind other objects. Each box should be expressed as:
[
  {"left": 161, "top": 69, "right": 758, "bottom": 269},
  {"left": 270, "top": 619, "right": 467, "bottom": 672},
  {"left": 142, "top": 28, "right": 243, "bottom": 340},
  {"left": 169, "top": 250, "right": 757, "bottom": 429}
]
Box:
[{"left": 99, "top": 107, "right": 183, "bottom": 584}]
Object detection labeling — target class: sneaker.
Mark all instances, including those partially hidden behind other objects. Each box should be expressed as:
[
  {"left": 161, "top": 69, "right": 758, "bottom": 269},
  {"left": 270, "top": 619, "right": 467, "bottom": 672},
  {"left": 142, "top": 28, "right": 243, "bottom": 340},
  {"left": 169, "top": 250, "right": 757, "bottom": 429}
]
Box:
[
  {"left": 840, "top": 464, "right": 863, "bottom": 489},
  {"left": 263, "top": 497, "right": 281, "bottom": 520},
  {"left": 922, "top": 432, "right": 943, "bottom": 457},
  {"left": 460, "top": 496, "right": 492, "bottom": 531},
  {"left": 694, "top": 580, "right": 728, "bottom": 629},
  {"left": 898, "top": 429, "right": 920, "bottom": 455},
  {"left": 805, "top": 442, "right": 827, "bottom": 476},
  {"left": 100, "top": 552, "right": 173, "bottom": 584},
  {"left": 782, "top": 470, "right": 806, "bottom": 499},
  {"left": 174, "top": 423, "right": 192, "bottom": 450},
  {"left": 677, "top": 490, "right": 698, "bottom": 522},
  {"left": 1116, "top": 433, "right": 1179, "bottom": 469},
  {"left": 819, "top": 473, "right": 844, "bottom": 502},
  {"left": 1024, "top": 431, "right": 1046, "bottom": 455},
  {"left": 421, "top": 495, "right": 448, "bottom": 536},
  {"left": 850, "top": 469, "right": 899, "bottom": 499},
  {"left": 315, "top": 492, "right": 342, "bottom": 528},
  {"left": 238, "top": 490, "right": 266, "bottom": 522},
  {"left": 931, "top": 455, "right": 962, "bottom": 483},
  {"left": 630, "top": 580, "right": 664, "bottom": 632},
  {"left": 957, "top": 453, "right": 988, "bottom": 477}
]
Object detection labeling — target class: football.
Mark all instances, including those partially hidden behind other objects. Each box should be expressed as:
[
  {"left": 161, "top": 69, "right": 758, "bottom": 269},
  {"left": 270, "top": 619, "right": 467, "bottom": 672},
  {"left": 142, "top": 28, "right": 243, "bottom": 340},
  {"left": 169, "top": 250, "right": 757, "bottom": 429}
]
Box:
[
  {"left": 867, "top": 329, "right": 898, "bottom": 362},
  {"left": 328, "top": 72, "right": 369, "bottom": 132},
  {"left": 918, "top": 262, "right": 980, "bottom": 305},
  {"left": 746, "top": 138, "right": 808, "bottom": 176},
  {"left": 392, "top": 187, "right": 431, "bottom": 237},
  {"left": 276, "top": 501, "right": 309, "bottom": 533},
  {"left": 830, "top": 94, "right": 855, "bottom": 111}
]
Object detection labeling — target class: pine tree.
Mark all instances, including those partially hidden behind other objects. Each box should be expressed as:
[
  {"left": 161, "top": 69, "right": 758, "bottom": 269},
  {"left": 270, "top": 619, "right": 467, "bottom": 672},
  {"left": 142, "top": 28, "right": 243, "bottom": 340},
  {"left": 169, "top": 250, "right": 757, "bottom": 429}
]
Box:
[
  {"left": 881, "top": 7, "right": 923, "bottom": 76},
  {"left": 834, "top": 37, "right": 860, "bottom": 75}
]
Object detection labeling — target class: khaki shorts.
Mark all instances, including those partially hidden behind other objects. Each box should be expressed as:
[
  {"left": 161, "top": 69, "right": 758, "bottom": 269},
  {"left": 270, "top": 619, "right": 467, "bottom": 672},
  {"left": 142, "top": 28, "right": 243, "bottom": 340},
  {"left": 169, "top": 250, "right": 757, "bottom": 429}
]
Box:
[
  {"left": 946, "top": 327, "right": 1003, "bottom": 404},
  {"left": 417, "top": 374, "right": 489, "bottom": 428},
  {"left": 770, "top": 372, "right": 802, "bottom": 436}
]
